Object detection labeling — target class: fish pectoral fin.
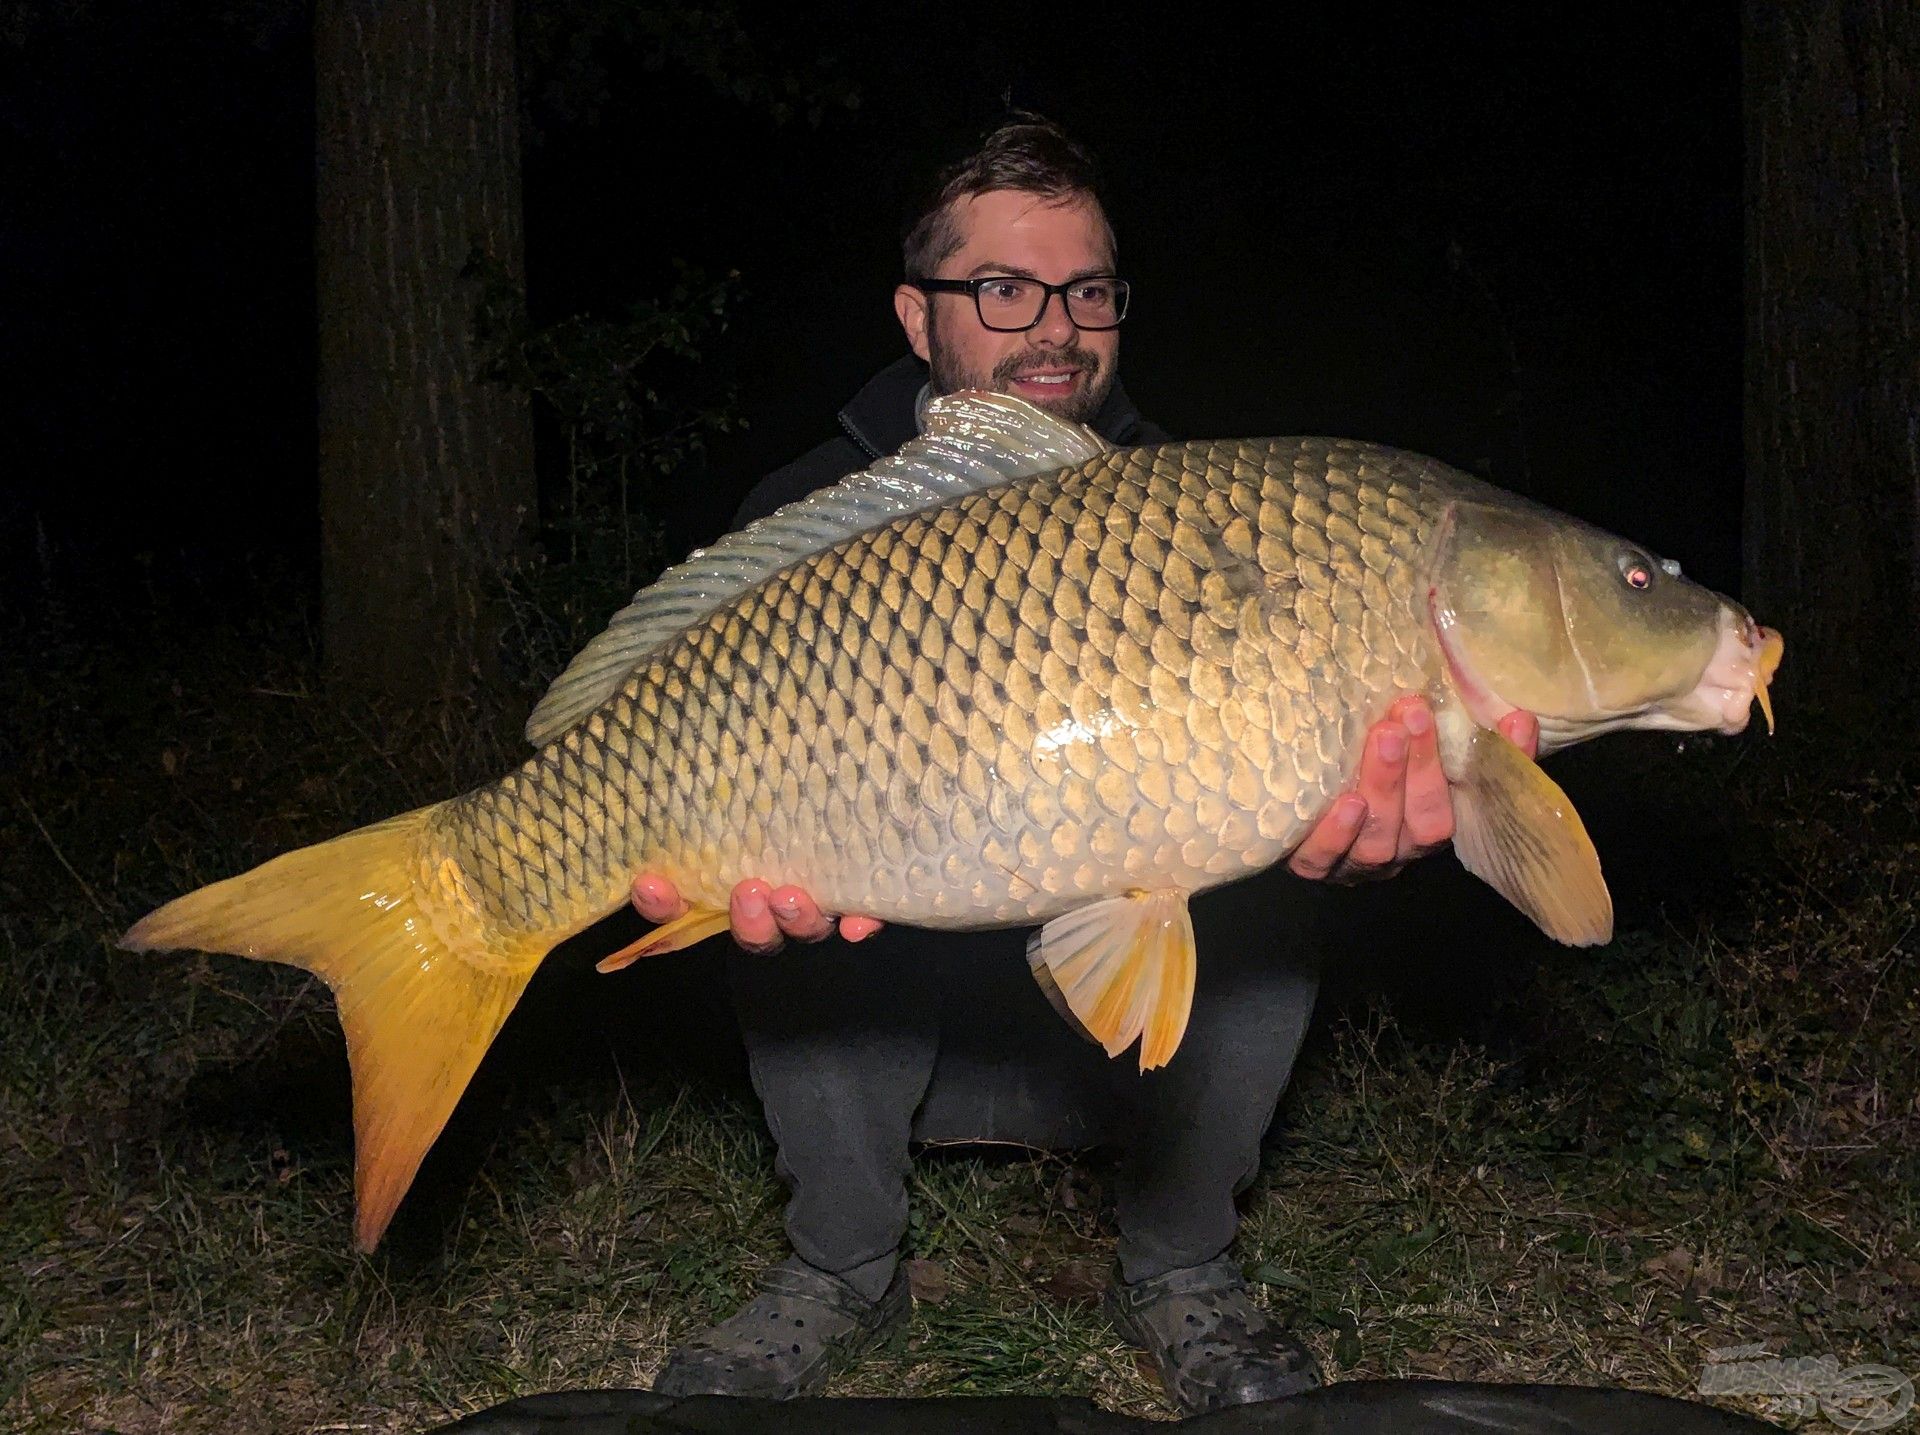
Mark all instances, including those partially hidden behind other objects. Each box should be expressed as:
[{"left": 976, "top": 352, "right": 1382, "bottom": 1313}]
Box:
[
  {"left": 1451, "top": 726, "right": 1614, "bottom": 946},
  {"left": 1026, "top": 889, "right": 1197, "bottom": 1072},
  {"left": 596, "top": 905, "right": 732, "bottom": 972}
]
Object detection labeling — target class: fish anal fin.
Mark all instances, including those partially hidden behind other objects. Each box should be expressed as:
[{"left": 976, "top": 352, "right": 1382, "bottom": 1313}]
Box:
[
  {"left": 1451, "top": 727, "right": 1614, "bottom": 946},
  {"left": 1027, "top": 890, "right": 1197, "bottom": 1072},
  {"left": 596, "top": 905, "right": 731, "bottom": 972}
]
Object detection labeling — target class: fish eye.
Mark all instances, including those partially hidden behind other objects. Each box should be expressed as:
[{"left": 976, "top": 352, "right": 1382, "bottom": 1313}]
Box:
[{"left": 1617, "top": 551, "right": 1654, "bottom": 590}]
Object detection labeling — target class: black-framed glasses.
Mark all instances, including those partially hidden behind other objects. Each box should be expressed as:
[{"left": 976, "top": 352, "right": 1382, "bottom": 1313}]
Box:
[{"left": 909, "top": 274, "right": 1131, "bottom": 332}]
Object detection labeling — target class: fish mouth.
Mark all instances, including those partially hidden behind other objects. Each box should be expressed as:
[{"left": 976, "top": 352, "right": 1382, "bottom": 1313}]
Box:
[{"left": 1656, "top": 609, "right": 1783, "bottom": 736}]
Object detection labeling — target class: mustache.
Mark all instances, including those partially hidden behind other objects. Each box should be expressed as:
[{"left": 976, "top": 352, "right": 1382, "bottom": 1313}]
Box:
[{"left": 993, "top": 348, "right": 1098, "bottom": 383}]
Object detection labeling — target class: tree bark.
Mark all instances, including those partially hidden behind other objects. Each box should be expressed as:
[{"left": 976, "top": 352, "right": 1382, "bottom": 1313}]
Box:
[
  {"left": 1744, "top": 0, "right": 1918, "bottom": 712},
  {"left": 316, "top": 0, "right": 534, "bottom": 700}
]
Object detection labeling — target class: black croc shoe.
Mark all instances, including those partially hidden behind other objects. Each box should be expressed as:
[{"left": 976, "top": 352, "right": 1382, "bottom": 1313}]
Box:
[
  {"left": 1105, "top": 1256, "right": 1322, "bottom": 1416},
  {"left": 651, "top": 1257, "right": 911, "bottom": 1399}
]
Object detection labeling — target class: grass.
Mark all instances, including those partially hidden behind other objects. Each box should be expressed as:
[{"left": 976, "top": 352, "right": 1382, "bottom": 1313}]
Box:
[{"left": 3, "top": 598, "right": 1915, "bottom": 1432}]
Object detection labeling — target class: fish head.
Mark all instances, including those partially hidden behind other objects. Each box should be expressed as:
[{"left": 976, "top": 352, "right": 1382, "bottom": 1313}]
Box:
[{"left": 1430, "top": 499, "right": 1783, "bottom": 750}]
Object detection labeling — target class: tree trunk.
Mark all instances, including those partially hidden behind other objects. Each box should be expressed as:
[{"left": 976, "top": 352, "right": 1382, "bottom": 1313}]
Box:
[
  {"left": 1744, "top": 0, "right": 1918, "bottom": 713},
  {"left": 315, "top": 0, "right": 534, "bottom": 700}
]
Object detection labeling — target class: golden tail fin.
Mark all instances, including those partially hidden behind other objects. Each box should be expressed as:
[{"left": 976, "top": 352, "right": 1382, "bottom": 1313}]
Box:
[{"left": 121, "top": 805, "right": 547, "bottom": 1252}]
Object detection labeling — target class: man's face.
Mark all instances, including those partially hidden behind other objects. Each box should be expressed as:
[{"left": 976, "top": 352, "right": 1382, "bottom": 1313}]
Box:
[{"left": 894, "top": 189, "right": 1120, "bottom": 424}]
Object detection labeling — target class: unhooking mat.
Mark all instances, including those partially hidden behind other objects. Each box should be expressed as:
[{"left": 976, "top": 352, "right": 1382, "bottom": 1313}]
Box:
[{"left": 427, "top": 1382, "right": 1782, "bottom": 1434}]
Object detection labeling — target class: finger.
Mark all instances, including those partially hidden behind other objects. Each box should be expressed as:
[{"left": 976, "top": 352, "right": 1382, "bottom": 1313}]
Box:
[
  {"left": 1397, "top": 698, "right": 1454, "bottom": 854},
  {"left": 767, "top": 885, "right": 835, "bottom": 944},
  {"left": 729, "top": 879, "right": 785, "bottom": 955},
  {"left": 630, "top": 873, "right": 689, "bottom": 924},
  {"left": 1343, "top": 720, "right": 1409, "bottom": 870},
  {"left": 1499, "top": 708, "right": 1541, "bottom": 759},
  {"left": 1288, "top": 793, "right": 1368, "bottom": 881},
  {"left": 839, "top": 915, "right": 885, "bottom": 943}
]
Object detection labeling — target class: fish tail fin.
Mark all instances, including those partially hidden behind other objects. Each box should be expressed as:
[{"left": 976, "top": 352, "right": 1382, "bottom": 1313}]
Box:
[{"left": 121, "top": 805, "right": 548, "bottom": 1251}]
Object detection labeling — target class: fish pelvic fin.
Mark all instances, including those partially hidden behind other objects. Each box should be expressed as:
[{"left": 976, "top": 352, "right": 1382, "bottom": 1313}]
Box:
[
  {"left": 1450, "top": 726, "right": 1614, "bottom": 946},
  {"left": 120, "top": 806, "right": 548, "bottom": 1252},
  {"left": 1027, "top": 889, "right": 1197, "bottom": 1072}
]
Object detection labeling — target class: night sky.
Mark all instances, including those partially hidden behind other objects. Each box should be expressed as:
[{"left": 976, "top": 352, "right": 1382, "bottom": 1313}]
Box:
[{"left": 1, "top": 3, "right": 1739, "bottom": 627}]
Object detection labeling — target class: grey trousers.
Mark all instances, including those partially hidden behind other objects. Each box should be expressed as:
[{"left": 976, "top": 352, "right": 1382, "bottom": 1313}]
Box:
[{"left": 726, "top": 875, "right": 1323, "bottom": 1299}]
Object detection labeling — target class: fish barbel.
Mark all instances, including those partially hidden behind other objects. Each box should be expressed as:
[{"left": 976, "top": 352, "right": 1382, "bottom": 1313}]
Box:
[{"left": 124, "top": 392, "right": 1783, "bottom": 1249}]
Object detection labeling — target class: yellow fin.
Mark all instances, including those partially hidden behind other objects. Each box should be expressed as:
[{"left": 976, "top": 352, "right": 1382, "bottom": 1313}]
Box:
[
  {"left": 596, "top": 905, "right": 731, "bottom": 972},
  {"left": 1451, "top": 727, "right": 1613, "bottom": 945},
  {"left": 121, "top": 807, "right": 547, "bottom": 1251},
  {"left": 1026, "top": 890, "right": 1197, "bottom": 1071}
]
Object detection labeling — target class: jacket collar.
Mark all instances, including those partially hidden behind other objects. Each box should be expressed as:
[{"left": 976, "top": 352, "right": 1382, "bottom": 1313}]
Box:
[{"left": 838, "top": 353, "right": 1155, "bottom": 460}]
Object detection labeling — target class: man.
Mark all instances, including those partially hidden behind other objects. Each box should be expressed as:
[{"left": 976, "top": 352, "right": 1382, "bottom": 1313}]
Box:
[{"left": 631, "top": 118, "right": 1537, "bottom": 1414}]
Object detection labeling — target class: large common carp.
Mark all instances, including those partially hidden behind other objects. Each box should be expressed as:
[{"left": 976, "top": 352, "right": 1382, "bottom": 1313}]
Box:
[{"left": 124, "top": 392, "right": 1782, "bottom": 1251}]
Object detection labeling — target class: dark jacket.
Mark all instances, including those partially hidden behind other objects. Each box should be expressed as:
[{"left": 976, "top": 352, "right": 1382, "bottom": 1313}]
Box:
[{"left": 733, "top": 354, "right": 1171, "bottom": 528}]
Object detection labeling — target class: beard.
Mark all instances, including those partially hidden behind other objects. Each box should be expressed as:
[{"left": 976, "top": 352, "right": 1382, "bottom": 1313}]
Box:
[{"left": 925, "top": 308, "right": 1116, "bottom": 425}]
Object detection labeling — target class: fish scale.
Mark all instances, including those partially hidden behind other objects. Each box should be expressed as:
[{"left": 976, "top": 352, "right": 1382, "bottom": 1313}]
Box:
[{"left": 433, "top": 437, "right": 1446, "bottom": 937}]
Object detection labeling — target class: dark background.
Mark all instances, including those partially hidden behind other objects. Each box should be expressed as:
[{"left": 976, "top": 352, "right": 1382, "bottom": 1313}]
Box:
[{"left": 1, "top": 2, "right": 1740, "bottom": 628}]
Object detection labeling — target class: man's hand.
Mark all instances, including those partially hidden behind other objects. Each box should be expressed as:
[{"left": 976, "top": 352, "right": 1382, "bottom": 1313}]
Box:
[
  {"left": 630, "top": 874, "right": 884, "bottom": 956},
  {"left": 1286, "top": 696, "right": 1540, "bottom": 883}
]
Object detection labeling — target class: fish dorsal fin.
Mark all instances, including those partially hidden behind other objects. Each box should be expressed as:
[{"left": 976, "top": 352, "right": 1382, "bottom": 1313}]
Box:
[{"left": 524, "top": 390, "right": 1112, "bottom": 747}]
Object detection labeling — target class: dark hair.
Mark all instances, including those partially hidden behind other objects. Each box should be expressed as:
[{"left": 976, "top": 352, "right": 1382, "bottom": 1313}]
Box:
[{"left": 902, "top": 114, "right": 1114, "bottom": 278}]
